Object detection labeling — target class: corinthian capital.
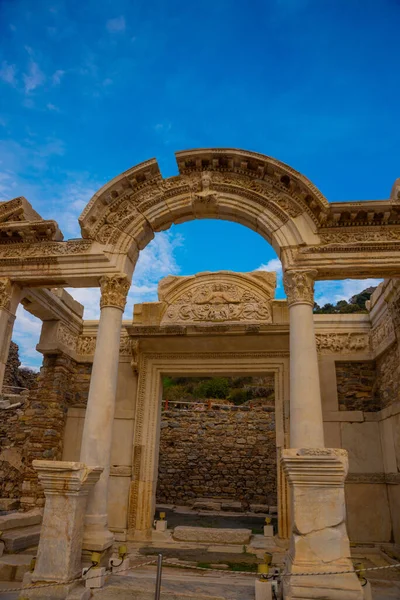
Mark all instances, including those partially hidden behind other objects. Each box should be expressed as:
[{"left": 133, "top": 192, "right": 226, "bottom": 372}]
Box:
[
  {"left": 0, "top": 278, "right": 12, "bottom": 310},
  {"left": 99, "top": 274, "right": 130, "bottom": 310},
  {"left": 283, "top": 270, "right": 317, "bottom": 307}
]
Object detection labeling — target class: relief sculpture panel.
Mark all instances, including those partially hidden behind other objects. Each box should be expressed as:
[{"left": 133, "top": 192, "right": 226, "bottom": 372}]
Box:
[{"left": 159, "top": 271, "right": 276, "bottom": 324}]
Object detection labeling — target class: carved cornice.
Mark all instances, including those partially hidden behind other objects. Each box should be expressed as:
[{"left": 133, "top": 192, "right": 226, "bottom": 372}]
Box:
[
  {"left": 281, "top": 448, "right": 348, "bottom": 487},
  {"left": 99, "top": 274, "right": 130, "bottom": 310},
  {"left": 0, "top": 278, "right": 12, "bottom": 310},
  {"left": 283, "top": 270, "right": 316, "bottom": 307},
  {"left": 318, "top": 228, "right": 400, "bottom": 245}
]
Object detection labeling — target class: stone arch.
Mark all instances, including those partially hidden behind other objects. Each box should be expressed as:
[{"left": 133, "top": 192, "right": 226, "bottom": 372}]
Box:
[{"left": 79, "top": 148, "right": 327, "bottom": 263}]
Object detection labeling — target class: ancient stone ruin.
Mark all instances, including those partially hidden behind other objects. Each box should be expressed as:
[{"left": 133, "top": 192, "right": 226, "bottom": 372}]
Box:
[{"left": 0, "top": 148, "right": 400, "bottom": 599}]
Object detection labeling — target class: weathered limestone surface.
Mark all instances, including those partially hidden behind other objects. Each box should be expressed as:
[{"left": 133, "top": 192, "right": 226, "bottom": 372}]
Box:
[
  {"left": 157, "top": 407, "right": 276, "bottom": 507},
  {"left": 31, "top": 460, "right": 102, "bottom": 583},
  {"left": 282, "top": 448, "right": 363, "bottom": 600},
  {"left": 0, "top": 508, "right": 42, "bottom": 530},
  {"left": 172, "top": 526, "right": 251, "bottom": 544}
]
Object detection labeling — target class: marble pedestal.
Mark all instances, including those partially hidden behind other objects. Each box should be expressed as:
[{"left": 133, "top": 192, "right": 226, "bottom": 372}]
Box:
[
  {"left": 29, "top": 461, "right": 102, "bottom": 591},
  {"left": 281, "top": 449, "right": 363, "bottom": 600}
]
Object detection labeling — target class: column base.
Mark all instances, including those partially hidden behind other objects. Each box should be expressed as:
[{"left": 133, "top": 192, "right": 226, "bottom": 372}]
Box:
[
  {"left": 31, "top": 461, "right": 103, "bottom": 585},
  {"left": 20, "top": 573, "right": 85, "bottom": 600},
  {"left": 283, "top": 558, "right": 364, "bottom": 599},
  {"left": 82, "top": 528, "right": 114, "bottom": 552},
  {"left": 281, "top": 449, "right": 363, "bottom": 600}
]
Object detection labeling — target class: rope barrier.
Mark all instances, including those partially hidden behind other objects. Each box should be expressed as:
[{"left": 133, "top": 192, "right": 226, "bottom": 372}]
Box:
[{"left": 0, "top": 556, "right": 399, "bottom": 594}]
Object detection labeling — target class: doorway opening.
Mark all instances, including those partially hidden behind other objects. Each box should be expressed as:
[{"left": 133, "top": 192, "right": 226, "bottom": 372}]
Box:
[{"left": 155, "top": 374, "right": 277, "bottom": 534}]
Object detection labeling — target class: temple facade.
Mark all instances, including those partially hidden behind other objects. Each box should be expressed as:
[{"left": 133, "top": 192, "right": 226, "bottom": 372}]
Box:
[{"left": 1, "top": 147, "right": 400, "bottom": 598}]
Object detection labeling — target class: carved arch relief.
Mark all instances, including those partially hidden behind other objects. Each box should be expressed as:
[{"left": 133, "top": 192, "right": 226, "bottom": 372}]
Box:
[
  {"left": 157, "top": 271, "right": 277, "bottom": 325},
  {"left": 78, "top": 148, "right": 326, "bottom": 259}
]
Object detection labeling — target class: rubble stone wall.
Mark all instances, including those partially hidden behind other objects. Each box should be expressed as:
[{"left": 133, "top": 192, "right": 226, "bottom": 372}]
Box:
[
  {"left": 0, "top": 352, "right": 88, "bottom": 509},
  {"left": 156, "top": 407, "right": 277, "bottom": 507}
]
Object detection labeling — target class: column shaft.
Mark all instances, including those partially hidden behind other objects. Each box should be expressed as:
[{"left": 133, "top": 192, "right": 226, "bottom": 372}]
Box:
[
  {"left": 80, "top": 274, "right": 130, "bottom": 551},
  {"left": 284, "top": 270, "right": 324, "bottom": 448}
]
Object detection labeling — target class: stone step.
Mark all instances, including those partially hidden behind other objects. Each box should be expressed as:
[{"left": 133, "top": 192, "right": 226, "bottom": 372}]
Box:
[
  {"left": 2, "top": 525, "right": 41, "bottom": 553},
  {"left": 172, "top": 527, "right": 251, "bottom": 545},
  {"left": 0, "top": 508, "right": 42, "bottom": 532},
  {"left": 0, "top": 554, "right": 34, "bottom": 582}
]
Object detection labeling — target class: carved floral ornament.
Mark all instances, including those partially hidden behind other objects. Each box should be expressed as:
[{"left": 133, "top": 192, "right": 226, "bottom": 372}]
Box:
[
  {"left": 0, "top": 278, "right": 12, "bottom": 310},
  {"left": 99, "top": 274, "right": 130, "bottom": 310},
  {"left": 283, "top": 270, "right": 317, "bottom": 307}
]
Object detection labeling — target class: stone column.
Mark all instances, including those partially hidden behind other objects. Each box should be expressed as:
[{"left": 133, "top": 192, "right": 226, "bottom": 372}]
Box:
[
  {"left": 0, "top": 278, "right": 22, "bottom": 392},
  {"left": 282, "top": 270, "right": 362, "bottom": 598},
  {"left": 283, "top": 269, "right": 324, "bottom": 448},
  {"left": 31, "top": 461, "right": 102, "bottom": 584},
  {"left": 80, "top": 274, "right": 130, "bottom": 551}
]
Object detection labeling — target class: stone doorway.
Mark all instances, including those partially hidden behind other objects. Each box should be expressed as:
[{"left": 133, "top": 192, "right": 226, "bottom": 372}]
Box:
[
  {"left": 127, "top": 354, "right": 289, "bottom": 541},
  {"left": 156, "top": 374, "right": 277, "bottom": 532}
]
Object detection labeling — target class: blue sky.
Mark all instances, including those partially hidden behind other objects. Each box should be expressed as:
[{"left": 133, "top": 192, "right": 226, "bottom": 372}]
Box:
[{"left": 1, "top": 0, "right": 399, "bottom": 368}]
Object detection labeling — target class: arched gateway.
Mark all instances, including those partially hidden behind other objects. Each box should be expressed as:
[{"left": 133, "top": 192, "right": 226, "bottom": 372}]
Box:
[{"left": 1, "top": 148, "right": 400, "bottom": 599}]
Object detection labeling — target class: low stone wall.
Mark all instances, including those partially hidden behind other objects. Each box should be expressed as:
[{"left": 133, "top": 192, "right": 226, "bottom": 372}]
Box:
[
  {"left": 335, "top": 361, "right": 380, "bottom": 412},
  {"left": 156, "top": 407, "right": 277, "bottom": 507}
]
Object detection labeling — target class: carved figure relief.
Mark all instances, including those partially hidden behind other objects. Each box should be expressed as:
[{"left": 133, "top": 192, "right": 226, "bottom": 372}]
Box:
[
  {"left": 163, "top": 282, "right": 272, "bottom": 323},
  {"left": 316, "top": 333, "right": 370, "bottom": 353}
]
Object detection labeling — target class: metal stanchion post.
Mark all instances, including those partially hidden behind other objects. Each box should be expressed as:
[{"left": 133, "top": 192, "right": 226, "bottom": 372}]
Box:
[{"left": 155, "top": 553, "right": 163, "bottom": 600}]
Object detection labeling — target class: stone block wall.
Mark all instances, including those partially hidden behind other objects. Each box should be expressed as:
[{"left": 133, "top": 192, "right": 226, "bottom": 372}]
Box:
[
  {"left": 156, "top": 407, "right": 277, "bottom": 507},
  {"left": 335, "top": 361, "right": 380, "bottom": 412}
]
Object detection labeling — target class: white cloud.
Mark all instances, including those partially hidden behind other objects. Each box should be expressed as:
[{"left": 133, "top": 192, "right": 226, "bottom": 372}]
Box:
[
  {"left": 52, "top": 69, "right": 65, "bottom": 85},
  {"left": 106, "top": 16, "right": 126, "bottom": 33},
  {"left": 46, "top": 103, "right": 60, "bottom": 112},
  {"left": 0, "top": 61, "right": 17, "bottom": 85},
  {"left": 12, "top": 305, "right": 42, "bottom": 369},
  {"left": 23, "top": 61, "right": 45, "bottom": 93}
]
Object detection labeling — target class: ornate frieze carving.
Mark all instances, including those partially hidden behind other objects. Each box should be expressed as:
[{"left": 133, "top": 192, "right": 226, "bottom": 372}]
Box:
[
  {"left": 57, "top": 322, "right": 78, "bottom": 351},
  {"left": 316, "top": 333, "right": 370, "bottom": 353},
  {"left": 77, "top": 336, "right": 97, "bottom": 355},
  {"left": 0, "top": 278, "right": 12, "bottom": 310},
  {"left": 319, "top": 229, "right": 400, "bottom": 245},
  {"left": 0, "top": 240, "right": 92, "bottom": 258},
  {"left": 370, "top": 312, "right": 395, "bottom": 350},
  {"left": 283, "top": 270, "right": 316, "bottom": 307},
  {"left": 99, "top": 274, "right": 130, "bottom": 310},
  {"left": 163, "top": 282, "right": 272, "bottom": 323}
]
